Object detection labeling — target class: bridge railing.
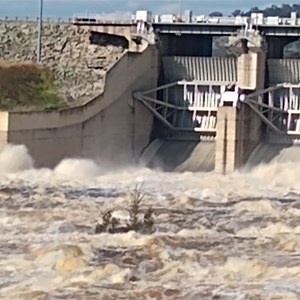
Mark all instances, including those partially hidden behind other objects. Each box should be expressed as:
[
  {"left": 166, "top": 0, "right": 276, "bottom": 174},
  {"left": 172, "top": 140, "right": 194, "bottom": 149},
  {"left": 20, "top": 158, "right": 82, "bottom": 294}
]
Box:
[
  {"left": 72, "top": 12, "right": 134, "bottom": 24},
  {"left": 1, "top": 15, "right": 299, "bottom": 27},
  {"left": 0, "top": 16, "right": 73, "bottom": 23}
]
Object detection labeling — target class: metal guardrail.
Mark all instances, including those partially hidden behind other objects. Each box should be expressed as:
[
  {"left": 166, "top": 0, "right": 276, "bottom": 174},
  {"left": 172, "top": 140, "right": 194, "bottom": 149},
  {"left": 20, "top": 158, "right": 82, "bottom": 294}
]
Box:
[
  {"left": 0, "top": 16, "right": 135, "bottom": 25},
  {"left": 0, "top": 16, "right": 73, "bottom": 23},
  {"left": 73, "top": 12, "right": 134, "bottom": 25},
  {"left": 0, "top": 15, "right": 299, "bottom": 27},
  {"left": 73, "top": 19, "right": 134, "bottom": 25}
]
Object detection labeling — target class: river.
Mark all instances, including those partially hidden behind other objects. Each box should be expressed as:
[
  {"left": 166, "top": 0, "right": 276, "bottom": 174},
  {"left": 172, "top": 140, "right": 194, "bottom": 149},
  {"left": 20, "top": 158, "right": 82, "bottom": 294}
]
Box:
[{"left": 0, "top": 144, "right": 300, "bottom": 299}]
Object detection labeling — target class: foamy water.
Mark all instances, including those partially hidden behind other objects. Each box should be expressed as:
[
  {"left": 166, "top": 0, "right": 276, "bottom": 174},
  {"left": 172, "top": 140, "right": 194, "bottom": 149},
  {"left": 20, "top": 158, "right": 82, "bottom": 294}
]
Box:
[{"left": 1, "top": 144, "right": 300, "bottom": 299}]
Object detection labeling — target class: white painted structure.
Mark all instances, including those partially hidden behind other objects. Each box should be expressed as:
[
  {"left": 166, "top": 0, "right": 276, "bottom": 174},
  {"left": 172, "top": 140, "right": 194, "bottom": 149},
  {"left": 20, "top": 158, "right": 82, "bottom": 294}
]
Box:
[
  {"left": 74, "top": 11, "right": 299, "bottom": 26},
  {"left": 135, "top": 10, "right": 152, "bottom": 23}
]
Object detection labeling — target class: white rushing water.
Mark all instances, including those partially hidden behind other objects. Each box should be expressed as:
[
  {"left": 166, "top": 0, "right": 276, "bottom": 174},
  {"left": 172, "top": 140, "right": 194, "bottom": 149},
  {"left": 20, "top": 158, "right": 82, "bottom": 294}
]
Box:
[{"left": 1, "top": 144, "right": 300, "bottom": 299}]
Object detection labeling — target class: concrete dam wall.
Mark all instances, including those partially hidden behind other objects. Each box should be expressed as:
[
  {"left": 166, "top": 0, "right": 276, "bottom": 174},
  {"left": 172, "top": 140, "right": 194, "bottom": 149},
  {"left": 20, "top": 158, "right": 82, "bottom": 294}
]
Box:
[
  {"left": 0, "top": 21, "right": 159, "bottom": 168},
  {"left": 140, "top": 54, "right": 300, "bottom": 173},
  {"left": 2, "top": 20, "right": 300, "bottom": 173},
  {"left": 1, "top": 46, "right": 158, "bottom": 168}
]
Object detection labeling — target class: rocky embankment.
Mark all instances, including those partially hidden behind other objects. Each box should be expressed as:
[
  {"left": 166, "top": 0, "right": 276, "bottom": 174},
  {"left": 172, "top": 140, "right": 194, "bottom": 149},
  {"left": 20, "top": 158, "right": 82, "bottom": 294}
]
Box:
[{"left": 0, "top": 21, "right": 128, "bottom": 106}]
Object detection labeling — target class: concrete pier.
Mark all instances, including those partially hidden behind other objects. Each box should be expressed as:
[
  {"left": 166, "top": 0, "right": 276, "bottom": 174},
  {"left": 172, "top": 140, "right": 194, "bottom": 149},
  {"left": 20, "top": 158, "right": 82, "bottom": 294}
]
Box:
[
  {"left": 215, "top": 104, "right": 263, "bottom": 174},
  {"left": 214, "top": 39, "right": 267, "bottom": 173}
]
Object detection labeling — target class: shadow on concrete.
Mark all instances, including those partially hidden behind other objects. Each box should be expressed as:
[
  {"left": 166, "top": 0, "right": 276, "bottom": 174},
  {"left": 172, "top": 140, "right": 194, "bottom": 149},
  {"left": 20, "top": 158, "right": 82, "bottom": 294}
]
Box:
[
  {"left": 90, "top": 31, "right": 129, "bottom": 49},
  {"left": 161, "top": 56, "right": 191, "bottom": 82},
  {"left": 141, "top": 139, "right": 215, "bottom": 173}
]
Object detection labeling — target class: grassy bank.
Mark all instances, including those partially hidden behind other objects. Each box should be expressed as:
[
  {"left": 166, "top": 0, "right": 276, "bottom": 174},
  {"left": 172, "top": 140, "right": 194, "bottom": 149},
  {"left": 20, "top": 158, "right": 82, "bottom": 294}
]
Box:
[{"left": 0, "top": 62, "right": 65, "bottom": 111}]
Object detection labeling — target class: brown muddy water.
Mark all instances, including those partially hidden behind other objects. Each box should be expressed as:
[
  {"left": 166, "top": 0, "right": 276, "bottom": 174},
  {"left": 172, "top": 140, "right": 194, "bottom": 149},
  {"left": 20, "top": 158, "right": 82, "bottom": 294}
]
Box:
[{"left": 0, "top": 144, "right": 300, "bottom": 300}]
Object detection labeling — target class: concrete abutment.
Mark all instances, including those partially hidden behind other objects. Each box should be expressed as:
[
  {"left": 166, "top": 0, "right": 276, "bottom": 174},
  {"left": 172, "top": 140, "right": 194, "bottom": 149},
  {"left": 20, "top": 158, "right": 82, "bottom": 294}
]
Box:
[{"left": 1, "top": 45, "right": 159, "bottom": 168}]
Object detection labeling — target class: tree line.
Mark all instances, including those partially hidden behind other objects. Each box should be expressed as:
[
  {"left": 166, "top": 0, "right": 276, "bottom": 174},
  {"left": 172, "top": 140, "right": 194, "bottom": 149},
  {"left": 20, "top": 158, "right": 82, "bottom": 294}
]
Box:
[{"left": 209, "top": 3, "right": 300, "bottom": 18}]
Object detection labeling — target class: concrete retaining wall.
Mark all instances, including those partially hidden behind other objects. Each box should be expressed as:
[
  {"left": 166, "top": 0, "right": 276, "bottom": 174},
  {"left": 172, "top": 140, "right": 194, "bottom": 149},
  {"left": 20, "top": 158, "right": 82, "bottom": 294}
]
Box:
[{"left": 0, "top": 46, "right": 158, "bottom": 168}]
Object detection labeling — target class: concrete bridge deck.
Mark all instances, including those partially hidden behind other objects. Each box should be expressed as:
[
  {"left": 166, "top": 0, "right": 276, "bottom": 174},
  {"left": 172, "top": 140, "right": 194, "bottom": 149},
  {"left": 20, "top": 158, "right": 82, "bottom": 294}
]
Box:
[
  {"left": 153, "top": 23, "right": 300, "bottom": 37},
  {"left": 72, "top": 18, "right": 300, "bottom": 37}
]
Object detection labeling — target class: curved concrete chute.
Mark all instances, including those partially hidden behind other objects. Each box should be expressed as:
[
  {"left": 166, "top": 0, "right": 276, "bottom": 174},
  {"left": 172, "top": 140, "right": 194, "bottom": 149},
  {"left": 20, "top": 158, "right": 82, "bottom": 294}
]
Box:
[
  {"left": 140, "top": 139, "right": 215, "bottom": 172},
  {"left": 246, "top": 142, "right": 300, "bottom": 167}
]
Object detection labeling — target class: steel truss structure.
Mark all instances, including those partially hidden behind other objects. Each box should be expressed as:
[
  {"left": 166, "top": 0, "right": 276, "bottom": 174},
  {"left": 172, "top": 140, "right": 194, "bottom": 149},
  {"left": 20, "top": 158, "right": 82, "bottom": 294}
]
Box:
[
  {"left": 134, "top": 81, "right": 300, "bottom": 136},
  {"left": 133, "top": 81, "right": 219, "bottom": 134}
]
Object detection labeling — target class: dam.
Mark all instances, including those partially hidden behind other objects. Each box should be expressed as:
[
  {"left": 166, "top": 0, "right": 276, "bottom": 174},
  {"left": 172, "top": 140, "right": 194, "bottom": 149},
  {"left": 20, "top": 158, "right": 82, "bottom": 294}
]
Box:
[
  {"left": 1, "top": 13, "right": 300, "bottom": 173},
  {"left": 3, "top": 11, "right": 300, "bottom": 300}
]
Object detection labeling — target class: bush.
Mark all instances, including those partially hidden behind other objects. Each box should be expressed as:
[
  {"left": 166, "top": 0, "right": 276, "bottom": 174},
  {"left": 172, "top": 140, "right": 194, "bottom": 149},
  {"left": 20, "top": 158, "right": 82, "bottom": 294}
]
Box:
[
  {"left": 95, "top": 184, "right": 154, "bottom": 234},
  {"left": 0, "top": 61, "right": 65, "bottom": 111}
]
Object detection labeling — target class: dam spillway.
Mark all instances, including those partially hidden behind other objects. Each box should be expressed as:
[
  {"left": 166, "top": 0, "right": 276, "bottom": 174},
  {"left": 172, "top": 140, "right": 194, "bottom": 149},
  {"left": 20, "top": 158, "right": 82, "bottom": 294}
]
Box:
[
  {"left": 1, "top": 17, "right": 300, "bottom": 172},
  {"left": 3, "top": 13, "right": 300, "bottom": 300},
  {"left": 139, "top": 54, "right": 300, "bottom": 172},
  {"left": 140, "top": 139, "right": 215, "bottom": 172}
]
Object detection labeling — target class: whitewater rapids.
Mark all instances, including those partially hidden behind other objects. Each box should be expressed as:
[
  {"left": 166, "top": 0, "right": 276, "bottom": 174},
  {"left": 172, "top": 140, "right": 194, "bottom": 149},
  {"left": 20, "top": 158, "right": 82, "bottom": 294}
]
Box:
[{"left": 0, "top": 144, "right": 300, "bottom": 299}]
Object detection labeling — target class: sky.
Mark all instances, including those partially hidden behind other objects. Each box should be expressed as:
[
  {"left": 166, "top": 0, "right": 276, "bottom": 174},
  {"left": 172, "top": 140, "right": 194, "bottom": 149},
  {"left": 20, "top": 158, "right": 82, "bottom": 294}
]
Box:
[{"left": 0, "top": 0, "right": 294, "bottom": 19}]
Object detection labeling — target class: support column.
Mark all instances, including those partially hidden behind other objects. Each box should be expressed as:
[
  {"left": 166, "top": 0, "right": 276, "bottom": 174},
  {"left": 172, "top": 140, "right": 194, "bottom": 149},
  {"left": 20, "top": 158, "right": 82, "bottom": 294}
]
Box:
[
  {"left": 237, "top": 50, "right": 266, "bottom": 91},
  {"left": 239, "top": 104, "right": 263, "bottom": 164},
  {"left": 215, "top": 107, "right": 241, "bottom": 174}
]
